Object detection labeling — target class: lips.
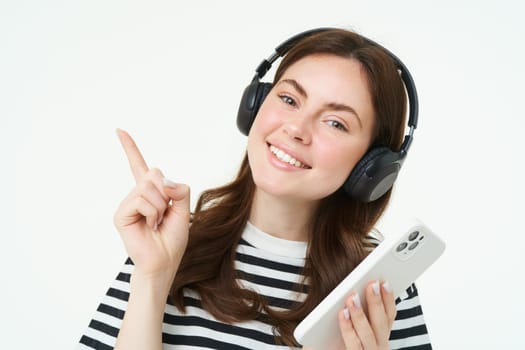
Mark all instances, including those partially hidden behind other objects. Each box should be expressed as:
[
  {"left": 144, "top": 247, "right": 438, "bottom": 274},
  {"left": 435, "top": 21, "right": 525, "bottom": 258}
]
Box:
[{"left": 268, "top": 143, "right": 311, "bottom": 169}]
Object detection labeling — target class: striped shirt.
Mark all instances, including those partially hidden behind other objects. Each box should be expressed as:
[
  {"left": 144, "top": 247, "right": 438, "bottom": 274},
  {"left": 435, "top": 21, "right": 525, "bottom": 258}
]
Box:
[{"left": 78, "top": 222, "right": 432, "bottom": 349}]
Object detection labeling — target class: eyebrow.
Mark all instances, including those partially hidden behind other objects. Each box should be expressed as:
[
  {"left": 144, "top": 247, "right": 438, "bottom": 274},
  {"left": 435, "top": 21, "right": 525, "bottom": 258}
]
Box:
[{"left": 278, "top": 79, "right": 363, "bottom": 129}]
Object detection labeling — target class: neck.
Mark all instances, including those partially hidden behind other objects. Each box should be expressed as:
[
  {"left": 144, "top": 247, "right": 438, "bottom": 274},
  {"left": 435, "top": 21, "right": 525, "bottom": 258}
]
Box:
[{"left": 248, "top": 188, "right": 318, "bottom": 242}]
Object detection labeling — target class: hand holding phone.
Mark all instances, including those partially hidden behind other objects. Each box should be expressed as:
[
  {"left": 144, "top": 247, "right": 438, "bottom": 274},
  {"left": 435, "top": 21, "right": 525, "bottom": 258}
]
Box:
[{"left": 294, "top": 219, "right": 446, "bottom": 350}]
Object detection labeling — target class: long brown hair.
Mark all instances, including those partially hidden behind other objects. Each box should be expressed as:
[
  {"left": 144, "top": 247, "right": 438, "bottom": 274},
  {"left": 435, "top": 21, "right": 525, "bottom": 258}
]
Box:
[{"left": 170, "top": 29, "right": 407, "bottom": 346}]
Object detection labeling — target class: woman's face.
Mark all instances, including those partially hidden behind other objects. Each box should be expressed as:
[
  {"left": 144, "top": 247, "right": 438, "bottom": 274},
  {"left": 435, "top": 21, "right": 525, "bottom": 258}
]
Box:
[{"left": 247, "top": 54, "right": 376, "bottom": 203}]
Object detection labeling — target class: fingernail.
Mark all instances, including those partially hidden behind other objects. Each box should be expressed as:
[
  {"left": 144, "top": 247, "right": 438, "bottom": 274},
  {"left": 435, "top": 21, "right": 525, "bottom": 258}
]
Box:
[
  {"left": 372, "top": 280, "right": 380, "bottom": 295},
  {"left": 343, "top": 307, "right": 350, "bottom": 320},
  {"left": 352, "top": 294, "right": 362, "bottom": 309},
  {"left": 157, "top": 214, "right": 164, "bottom": 226},
  {"left": 163, "top": 178, "right": 177, "bottom": 188},
  {"left": 153, "top": 222, "right": 158, "bottom": 231},
  {"left": 382, "top": 281, "right": 392, "bottom": 293}
]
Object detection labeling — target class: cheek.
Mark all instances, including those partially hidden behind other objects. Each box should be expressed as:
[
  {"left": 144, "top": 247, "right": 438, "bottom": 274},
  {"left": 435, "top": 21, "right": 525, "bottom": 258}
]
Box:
[
  {"left": 315, "top": 143, "right": 366, "bottom": 185},
  {"left": 251, "top": 98, "right": 284, "bottom": 132}
]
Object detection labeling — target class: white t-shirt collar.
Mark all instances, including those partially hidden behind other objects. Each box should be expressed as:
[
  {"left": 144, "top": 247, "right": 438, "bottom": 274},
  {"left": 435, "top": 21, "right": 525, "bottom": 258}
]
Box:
[{"left": 243, "top": 221, "right": 308, "bottom": 259}]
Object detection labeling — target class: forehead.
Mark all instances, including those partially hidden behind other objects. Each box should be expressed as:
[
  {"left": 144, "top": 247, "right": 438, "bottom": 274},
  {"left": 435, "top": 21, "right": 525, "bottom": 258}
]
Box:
[
  {"left": 278, "top": 54, "right": 375, "bottom": 122},
  {"left": 279, "top": 54, "right": 370, "bottom": 95}
]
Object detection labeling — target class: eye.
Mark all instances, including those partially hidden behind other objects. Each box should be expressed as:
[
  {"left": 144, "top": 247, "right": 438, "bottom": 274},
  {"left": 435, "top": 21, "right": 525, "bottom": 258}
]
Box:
[
  {"left": 278, "top": 94, "right": 297, "bottom": 107},
  {"left": 326, "top": 119, "right": 349, "bottom": 132}
]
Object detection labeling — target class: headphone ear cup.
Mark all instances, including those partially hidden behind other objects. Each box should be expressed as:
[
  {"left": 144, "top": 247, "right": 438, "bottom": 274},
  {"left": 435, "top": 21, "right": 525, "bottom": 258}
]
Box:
[
  {"left": 237, "top": 82, "right": 272, "bottom": 136},
  {"left": 344, "top": 147, "right": 403, "bottom": 202}
]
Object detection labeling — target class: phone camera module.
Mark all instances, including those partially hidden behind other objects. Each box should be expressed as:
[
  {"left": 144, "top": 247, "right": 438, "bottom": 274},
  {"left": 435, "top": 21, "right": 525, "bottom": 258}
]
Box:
[{"left": 394, "top": 225, "right": 430, "bottom": 261}]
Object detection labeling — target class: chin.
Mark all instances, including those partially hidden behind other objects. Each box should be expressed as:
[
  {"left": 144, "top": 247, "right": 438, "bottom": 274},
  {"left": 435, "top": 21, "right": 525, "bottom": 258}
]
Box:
[{"left": 253, "top": 179, "right": 332, "bottom": 203}]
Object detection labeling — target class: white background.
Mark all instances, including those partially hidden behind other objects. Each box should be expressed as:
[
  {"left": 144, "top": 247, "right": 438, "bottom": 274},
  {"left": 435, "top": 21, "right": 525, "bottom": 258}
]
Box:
[{"left": 3, "top": 0, "right": 524, "bottom": 348}]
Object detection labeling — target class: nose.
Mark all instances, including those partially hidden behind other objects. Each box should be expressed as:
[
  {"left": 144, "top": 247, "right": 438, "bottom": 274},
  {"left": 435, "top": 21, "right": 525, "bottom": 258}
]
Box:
[{"left": 283, "top": 116, "right": 312, "bottom": 144}]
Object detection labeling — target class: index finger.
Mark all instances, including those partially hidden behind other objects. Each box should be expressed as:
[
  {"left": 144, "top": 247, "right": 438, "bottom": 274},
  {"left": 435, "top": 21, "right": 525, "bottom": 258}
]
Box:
[{"left": 116, "top": 128, "right": 149, "bottom": 183}]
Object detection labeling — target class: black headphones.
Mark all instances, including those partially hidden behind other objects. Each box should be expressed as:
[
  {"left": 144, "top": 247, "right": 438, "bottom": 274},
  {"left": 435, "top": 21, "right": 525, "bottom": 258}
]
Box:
[{"left": 237, "top": 28, "right": 418, "bottom": 203}]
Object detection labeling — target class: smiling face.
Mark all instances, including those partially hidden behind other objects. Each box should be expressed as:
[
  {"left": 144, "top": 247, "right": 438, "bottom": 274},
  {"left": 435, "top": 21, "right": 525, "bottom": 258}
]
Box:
[{"left": 247, "top": 54, "right": 376, "bottom": 203}]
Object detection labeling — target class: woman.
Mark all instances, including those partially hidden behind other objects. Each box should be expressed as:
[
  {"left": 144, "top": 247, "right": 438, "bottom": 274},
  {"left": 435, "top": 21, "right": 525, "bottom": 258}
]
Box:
[{"left": 79, "top": 28, "right": 432, "bottom": 349}]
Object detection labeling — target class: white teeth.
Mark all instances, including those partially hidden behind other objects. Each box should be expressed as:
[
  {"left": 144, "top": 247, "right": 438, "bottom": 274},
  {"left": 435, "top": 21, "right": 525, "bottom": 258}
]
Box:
[{"left": 269, "top": 145, "right": 308, "bottom": 168}]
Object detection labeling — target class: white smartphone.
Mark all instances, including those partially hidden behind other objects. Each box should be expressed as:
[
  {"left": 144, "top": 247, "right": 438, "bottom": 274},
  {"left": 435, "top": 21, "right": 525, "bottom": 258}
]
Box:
[{"left": 293, "top": 219, "right": 446, "bottom": 350}]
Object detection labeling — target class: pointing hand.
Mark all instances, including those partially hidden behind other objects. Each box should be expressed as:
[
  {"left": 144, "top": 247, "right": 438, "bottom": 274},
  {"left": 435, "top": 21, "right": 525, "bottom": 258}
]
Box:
[{"left": 113, "top": 129, "right": 190, "bottom": 284}]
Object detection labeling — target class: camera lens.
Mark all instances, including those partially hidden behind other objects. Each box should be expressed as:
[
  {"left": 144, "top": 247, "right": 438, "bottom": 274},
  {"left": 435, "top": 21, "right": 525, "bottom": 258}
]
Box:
[
  {"left": 408, "top": 241, "right": 419, "bottom": 250},
  {"left": 396, "top": 242, "right": 408, "bottom": 252},
  {"left": 408, "top": 230, "right": 419, "bottom": 241}
]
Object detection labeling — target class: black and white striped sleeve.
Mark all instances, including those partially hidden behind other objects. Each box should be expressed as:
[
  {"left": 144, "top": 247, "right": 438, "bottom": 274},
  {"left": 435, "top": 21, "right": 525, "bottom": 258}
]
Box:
[{"left": 77, "top": 258, "right": 132, "bottom": 349}]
